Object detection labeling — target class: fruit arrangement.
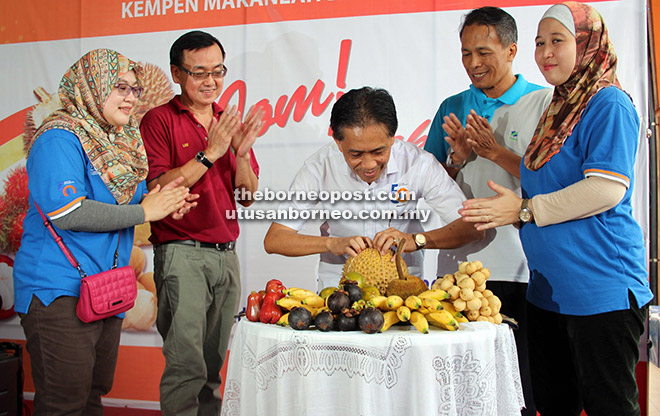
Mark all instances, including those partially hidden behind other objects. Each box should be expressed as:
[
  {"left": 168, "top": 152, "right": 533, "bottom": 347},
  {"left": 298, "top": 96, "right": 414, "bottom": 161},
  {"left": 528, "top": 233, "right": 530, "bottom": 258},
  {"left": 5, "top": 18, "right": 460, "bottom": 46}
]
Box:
[
  {"left": 245, "top": 243, "right": 503, "bottom": 333},
  {"left": 245, "top": 274, "right": 463, "bottom": 334},
  {"left": 431, "top": 260, "right": 503, "bottom": 324}
]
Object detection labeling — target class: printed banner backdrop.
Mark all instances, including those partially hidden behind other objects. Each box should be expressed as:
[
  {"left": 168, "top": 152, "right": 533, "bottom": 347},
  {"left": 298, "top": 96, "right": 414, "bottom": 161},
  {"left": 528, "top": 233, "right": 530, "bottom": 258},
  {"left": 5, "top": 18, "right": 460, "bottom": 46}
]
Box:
[{"left": 0, "top": 0, "right": 649, "bottom": 408}]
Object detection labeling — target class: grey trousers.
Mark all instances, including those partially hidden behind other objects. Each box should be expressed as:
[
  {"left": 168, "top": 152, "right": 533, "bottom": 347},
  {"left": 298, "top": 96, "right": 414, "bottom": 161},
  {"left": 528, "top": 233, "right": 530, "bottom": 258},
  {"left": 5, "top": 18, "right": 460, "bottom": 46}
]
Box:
[
  {"left": 20, "top": 295, "right": 122, "bottom": 416},
  {"left": 154, "top": 242, "right": 241, "bottom": 416}
]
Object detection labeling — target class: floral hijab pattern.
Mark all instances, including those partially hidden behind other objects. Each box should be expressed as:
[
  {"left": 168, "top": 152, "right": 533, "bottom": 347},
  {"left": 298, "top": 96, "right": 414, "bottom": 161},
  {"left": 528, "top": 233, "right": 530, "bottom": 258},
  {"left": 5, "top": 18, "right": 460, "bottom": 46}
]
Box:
[
  {"left": 35, "top": 49, "right": 148, "bottom": 205},
  {"left": 524, "top": 2, "right": 620, "bottom": 171}
]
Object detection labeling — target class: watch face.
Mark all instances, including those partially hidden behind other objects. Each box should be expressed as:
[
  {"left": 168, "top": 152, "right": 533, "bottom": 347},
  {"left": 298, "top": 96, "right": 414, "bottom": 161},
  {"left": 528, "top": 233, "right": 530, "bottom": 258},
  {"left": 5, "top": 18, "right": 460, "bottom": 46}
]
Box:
[
  {"left": 415, "top": 233, "right": 426, "bottom": 246},
  {"left": 519, "top": 209, "right": 532, "bottom": 223}
]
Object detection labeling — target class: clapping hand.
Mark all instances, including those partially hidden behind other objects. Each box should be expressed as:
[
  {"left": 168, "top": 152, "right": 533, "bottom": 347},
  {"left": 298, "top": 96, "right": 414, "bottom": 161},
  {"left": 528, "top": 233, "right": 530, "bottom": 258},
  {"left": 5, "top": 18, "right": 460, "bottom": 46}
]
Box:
[
  {"left": 465, "top": 110, "right": 500, "bottom": 161},
  {"left": 206, "top": 105, "right": 242, "bottom": 161},
  {"left": 232, "top": 105, "right": 265, "bottom": 158},
  {"left": 141, "top": 176, "right": 193, "bottom": 222},
  {"left": 442, "top": 113, "right": 472, "bottom": 163}
]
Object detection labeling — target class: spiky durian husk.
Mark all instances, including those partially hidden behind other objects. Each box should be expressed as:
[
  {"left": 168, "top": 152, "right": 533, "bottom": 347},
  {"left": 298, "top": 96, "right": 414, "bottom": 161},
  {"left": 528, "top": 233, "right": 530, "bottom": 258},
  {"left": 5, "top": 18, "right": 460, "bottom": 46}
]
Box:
[
  {"left": 342, "top": 248, "right": 408, "bottom": 294},
  {"left": 23, "top": 87, "right": 62, "bottom": 156},
  {"left": 133, "top": 62, "right": 175, "bottom": 123}
]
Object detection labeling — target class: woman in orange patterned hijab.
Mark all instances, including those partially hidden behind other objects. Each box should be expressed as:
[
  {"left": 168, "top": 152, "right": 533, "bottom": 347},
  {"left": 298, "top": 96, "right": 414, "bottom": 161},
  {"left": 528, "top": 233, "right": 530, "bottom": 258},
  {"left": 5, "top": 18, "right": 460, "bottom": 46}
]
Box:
[
  {"left": 460, "top": 3, "right": 652, "bottom": 415},
  {"left": 35, "top": 48, "right": 149, "bottom": 204},
  {"left": 14, "top": 49, "right": 194, "bottom": 415}
]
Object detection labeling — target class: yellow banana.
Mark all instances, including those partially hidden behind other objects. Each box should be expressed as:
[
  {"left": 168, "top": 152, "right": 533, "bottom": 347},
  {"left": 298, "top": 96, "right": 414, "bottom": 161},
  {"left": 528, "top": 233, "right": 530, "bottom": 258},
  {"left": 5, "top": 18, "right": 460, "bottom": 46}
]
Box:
[
  {"left": 380, "top": 311, "right": 400, "bottom": 332},
  {"left": 421, "top": 298, "right": 443, "bottom": 311},
  {"left": 301, "top": 295, "right": 325, "bottom": 308},
  {"left": 418, "top": 289, "right": 450, "bottom": 301},
  {"left": 426, "top": 310, "right": 459, "bottom": 331},
  {"left": 370, "top": 295, "right": 388, "bottom": 309},
  {"left": 385, "top": 295, "right": 404, "bottom": 310},
  {"left": 404, "top": 295, "right": 422, "bottom": 310},
  {"left": 284, "top": 288, "right": 318, "bottom": 300},
  {"left": 417, "top": 306, "right": 433, "bottom": 315},
  {"left": 275, "top": 297, "right": 303, "bottom": 310},
  {"left": 441, "top": 300, "right": 469, "bottom": 323},
  {"left": 410, "top": 311, "right": 429, "bottom": 334},
  {"left": 276, "top": 312, "right": 289, "bottom": 326},
  {"left": 300, "top": 304, "right": 320, "bottom": 318},
  {"left": 396, "top": 306, "right": 411, "bottom": 322}
]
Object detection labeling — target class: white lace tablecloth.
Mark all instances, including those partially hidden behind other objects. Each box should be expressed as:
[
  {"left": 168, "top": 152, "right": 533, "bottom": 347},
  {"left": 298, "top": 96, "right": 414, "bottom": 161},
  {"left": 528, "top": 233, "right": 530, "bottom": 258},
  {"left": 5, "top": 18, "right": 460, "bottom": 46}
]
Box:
[{"left": 221, "top": 319, "right": 524, "bottom": 416}]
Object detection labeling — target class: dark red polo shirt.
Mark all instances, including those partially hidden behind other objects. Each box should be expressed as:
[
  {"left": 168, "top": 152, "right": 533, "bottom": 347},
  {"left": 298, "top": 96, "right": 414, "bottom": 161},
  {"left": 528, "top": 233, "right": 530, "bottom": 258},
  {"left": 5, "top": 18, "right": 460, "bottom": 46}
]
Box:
[{"left": 140, "top": 96, "right": 259, "bottom": 244}]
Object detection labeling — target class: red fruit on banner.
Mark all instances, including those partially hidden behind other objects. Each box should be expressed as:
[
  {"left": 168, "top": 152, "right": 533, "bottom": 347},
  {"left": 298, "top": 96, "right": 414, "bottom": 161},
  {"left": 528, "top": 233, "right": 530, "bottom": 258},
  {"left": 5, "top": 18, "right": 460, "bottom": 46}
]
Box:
[{"left": 0, "top": 167, "right": 29, "bottom": 253}]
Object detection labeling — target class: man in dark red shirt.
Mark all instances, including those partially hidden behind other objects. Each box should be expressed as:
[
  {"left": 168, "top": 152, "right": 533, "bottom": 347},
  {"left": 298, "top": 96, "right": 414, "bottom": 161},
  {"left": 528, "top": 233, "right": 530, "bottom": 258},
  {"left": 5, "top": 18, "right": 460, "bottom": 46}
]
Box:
[{"left": 140, "top": 30, "right": 263, "bottom": 416}]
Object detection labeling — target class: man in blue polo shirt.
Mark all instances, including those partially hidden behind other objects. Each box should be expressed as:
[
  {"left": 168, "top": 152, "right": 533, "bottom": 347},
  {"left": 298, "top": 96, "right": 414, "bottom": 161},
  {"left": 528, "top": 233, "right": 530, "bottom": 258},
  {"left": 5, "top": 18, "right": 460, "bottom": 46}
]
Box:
[{"left": 424, "top": 7, "right": 551, "bottom": 416}]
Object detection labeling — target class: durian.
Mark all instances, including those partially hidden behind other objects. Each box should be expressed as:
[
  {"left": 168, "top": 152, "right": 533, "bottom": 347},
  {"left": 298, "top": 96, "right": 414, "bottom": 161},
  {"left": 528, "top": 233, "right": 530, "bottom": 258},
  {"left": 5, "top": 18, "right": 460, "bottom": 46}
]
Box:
[
  {"left": 385, "top": 238, "right": 428, "bottom": 298},
  {"left": 343, "top": 248, "right": 406, "bottom": 294}
]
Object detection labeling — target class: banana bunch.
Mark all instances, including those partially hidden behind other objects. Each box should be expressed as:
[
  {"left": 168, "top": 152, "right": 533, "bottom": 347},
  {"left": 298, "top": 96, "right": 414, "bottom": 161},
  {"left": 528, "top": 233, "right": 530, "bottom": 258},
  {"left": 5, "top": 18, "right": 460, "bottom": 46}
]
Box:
[
  {"left": 276, "top": 287, "right": 327, "bottom": 323},
  {"left": 370, "top": 289, "right": 465, "bottom": 333},
  {"left": 431, "top": 261, "right": 503, "bottom": 324}
]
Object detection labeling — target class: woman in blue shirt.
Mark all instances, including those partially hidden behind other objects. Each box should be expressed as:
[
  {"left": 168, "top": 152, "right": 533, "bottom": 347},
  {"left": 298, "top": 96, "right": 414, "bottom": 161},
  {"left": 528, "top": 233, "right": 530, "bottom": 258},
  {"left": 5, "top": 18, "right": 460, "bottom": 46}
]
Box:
[
  {"left": 13, "top": 49, "right": 193, "bottom": 415},
  {"left": 459, "top": 3, "right": 653, "bottom": 415}
]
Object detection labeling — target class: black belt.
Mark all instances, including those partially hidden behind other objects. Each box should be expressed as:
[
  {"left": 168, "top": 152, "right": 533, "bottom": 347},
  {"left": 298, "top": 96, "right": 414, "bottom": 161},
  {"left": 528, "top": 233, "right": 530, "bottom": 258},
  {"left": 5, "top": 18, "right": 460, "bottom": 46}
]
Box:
[{"left": 166, "top": 239, "right": 235, "bottom": 251}]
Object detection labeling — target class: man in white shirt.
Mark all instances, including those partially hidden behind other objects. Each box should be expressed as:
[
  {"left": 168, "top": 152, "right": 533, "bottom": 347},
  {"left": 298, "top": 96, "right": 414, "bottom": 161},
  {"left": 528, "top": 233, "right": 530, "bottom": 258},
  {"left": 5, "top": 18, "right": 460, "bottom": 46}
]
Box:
[{"left": 264, "top": 87, "right": 483, "bottom": 289}]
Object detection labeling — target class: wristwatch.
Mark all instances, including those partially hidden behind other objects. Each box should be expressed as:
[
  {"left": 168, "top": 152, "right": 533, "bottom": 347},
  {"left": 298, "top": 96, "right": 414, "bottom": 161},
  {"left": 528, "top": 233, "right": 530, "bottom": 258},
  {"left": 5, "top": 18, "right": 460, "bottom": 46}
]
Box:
[
  {"left": 195, "top": 151, "right": 213, "bottom": 169},
  {"left": 412, "top": 233, "right": 427, "bottom": 250},
  {"left": 446, "top": 148, "right": 467, "bottom": 169},
  {"left": 518, "top": 199, "right": 534, "bottom": 224}
]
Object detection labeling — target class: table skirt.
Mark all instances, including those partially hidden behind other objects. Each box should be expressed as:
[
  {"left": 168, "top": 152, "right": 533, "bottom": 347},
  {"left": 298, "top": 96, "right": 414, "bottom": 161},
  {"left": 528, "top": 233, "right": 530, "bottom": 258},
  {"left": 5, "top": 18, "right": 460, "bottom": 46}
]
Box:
[{"left": 221, "top": 319, "right": 524, "bottom": 416}]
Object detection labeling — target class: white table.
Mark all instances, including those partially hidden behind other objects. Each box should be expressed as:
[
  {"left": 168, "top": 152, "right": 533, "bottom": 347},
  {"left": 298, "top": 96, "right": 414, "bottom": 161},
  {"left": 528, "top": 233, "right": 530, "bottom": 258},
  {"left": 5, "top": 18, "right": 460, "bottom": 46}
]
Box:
[{"left": 221, "top": 319, "right": 524, "bottom": 416}]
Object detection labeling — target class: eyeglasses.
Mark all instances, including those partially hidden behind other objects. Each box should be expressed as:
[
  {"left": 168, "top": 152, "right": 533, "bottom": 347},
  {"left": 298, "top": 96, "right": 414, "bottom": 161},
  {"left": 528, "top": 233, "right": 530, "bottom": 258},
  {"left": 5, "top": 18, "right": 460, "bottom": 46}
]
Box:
[
  {"left": 114, "top": 83, "right": 144, "bottom": 98},
  {"left": 178, "top": 64, "right": 228, "bottom": 80}
]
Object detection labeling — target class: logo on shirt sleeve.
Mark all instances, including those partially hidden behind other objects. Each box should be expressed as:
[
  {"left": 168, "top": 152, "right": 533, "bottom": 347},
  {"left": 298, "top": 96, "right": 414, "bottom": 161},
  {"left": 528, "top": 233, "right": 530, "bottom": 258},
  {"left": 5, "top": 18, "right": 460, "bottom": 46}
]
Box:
[{"left": 59, "top": 180, "right": 77, "bottom": 197}]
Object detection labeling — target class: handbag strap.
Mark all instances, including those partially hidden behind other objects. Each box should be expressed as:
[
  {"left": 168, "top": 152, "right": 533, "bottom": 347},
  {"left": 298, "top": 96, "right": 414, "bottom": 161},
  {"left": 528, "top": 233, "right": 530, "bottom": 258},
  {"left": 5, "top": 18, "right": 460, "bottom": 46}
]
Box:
[{"left": 34, "top": 202, "right": 121, "bottom": 278}]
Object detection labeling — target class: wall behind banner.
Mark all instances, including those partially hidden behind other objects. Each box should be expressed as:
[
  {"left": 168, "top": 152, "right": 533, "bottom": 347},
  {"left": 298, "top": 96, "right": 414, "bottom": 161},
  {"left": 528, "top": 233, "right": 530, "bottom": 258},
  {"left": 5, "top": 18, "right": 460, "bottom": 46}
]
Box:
[{"left": 0, "top": 2, "right": 649, "bottom": 405}]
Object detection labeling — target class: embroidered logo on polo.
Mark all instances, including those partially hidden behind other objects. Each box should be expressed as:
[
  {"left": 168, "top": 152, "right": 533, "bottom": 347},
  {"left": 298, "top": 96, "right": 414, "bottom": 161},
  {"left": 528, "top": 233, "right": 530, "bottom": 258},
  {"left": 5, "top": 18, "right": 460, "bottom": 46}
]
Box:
[
  {"left": 59, "top": 180, "right": 77, "bottom": 196},
  {"left": 509, "top": 130, "right": 519, "bottom": 141}
]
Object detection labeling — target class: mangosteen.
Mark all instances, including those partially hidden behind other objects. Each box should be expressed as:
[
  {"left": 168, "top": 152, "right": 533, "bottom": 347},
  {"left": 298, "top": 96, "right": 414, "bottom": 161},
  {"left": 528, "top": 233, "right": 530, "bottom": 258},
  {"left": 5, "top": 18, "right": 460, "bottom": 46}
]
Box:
[
  {"left": 288, "top": 307, "right": 313, "bottom": 330},
  {"left": 336, "top": 310, "right": 359, "bottom": 331},
  {"left": 327, "top": 291, "right": 351, "bottom": 314},
  {"left": 314, "top": 310, "right": 335, "bottom": 332},
  {"left": 358, "top": 307, "right": 385, "bottom": 334},
  {"left": 343, "top": 283, "right": 363, "bottom": 304}
]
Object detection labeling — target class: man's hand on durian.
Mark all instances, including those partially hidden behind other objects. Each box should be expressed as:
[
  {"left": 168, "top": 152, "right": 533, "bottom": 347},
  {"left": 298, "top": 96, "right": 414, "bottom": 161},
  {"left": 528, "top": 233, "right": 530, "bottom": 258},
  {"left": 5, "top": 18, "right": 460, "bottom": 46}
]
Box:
[
  {"left": 373, "top": 228, "right": 416, "bottom": 256},
  {"left": 328, "top": 235, "right": 373, "bottom": 257}
]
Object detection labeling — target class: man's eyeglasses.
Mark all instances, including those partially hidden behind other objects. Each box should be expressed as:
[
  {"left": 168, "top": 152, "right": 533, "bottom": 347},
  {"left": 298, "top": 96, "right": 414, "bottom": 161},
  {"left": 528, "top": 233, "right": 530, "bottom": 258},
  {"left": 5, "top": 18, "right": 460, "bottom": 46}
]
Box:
[
  {"left": 114, "top": 83, "right": 144, "bottom": 98},
  {"left": 178, "top": 65, "right": 228, "bottom": 80}
]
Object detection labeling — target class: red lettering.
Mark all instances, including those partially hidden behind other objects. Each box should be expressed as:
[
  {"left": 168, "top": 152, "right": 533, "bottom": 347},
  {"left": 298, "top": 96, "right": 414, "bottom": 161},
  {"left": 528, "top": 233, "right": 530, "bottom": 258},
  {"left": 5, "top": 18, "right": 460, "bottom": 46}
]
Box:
[
  {"left": 336, "top": 39, "right": 351, "bottom": 89},
  {"left": 215, "top": 39, "right": 429, "bottom": 148},
  {"left": 395, "top": 119, "right": 431, "bottom": 148}
]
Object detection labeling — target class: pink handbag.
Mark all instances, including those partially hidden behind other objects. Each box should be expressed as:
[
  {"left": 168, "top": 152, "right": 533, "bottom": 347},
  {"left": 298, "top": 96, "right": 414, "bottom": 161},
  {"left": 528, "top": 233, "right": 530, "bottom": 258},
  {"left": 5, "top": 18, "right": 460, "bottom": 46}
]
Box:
[
  {"left": 36, "top": 204, "right": 137, "bottom": 323},
  {"left": 76, "top": 265, "right": 136, "bottom": 323}
]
